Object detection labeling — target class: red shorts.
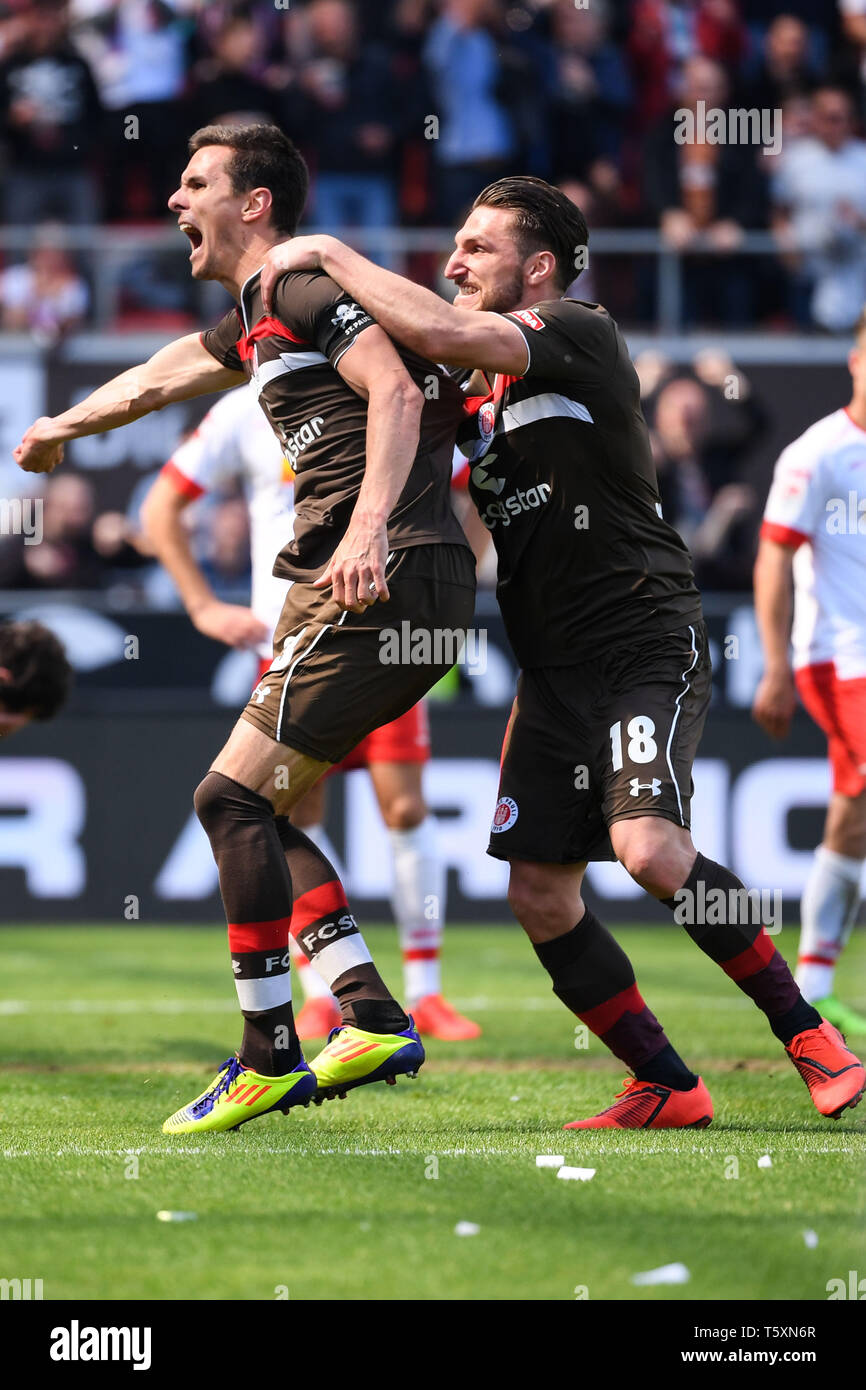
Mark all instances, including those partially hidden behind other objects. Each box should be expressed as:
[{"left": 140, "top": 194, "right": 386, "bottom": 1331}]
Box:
[
  {"left": 795, "top": 661, "right": 866, "bottom": 797},
  {"left": 333, "top": 700, "right": 430, "bottom": 771},
  {"left": 256, "top": 654, "right": 430, "bottom": 770}
]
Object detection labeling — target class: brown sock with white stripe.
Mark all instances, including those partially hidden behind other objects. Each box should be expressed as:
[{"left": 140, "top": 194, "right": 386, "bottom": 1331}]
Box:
[{"left": 274, "top": 816, "right": 410, "bottom": 1035}]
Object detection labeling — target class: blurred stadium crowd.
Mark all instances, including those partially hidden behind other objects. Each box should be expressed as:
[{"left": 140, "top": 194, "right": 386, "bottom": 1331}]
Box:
[
  {"left": 2, "top": 0, "right": 866, "bottom": 329},
  {"left": 1, "top": 0, "right": 864, "bottom": 602}
]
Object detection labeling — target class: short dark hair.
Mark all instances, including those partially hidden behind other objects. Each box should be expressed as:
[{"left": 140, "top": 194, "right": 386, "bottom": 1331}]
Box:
[
  {"left": 0, "top": 620, "right": 72, "bottom": 721},
  {"left": 472, "top": 175, "right": 588, "bottom": 293},
  {"left": 188, "top": 123, "right": 309, "bottom": 237}
]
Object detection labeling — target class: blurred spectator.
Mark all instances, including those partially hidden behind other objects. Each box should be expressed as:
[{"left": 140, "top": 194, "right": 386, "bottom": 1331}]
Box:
[
  {"left": 741, "top": 14, "right": 818, "bottom": 111},
  {"left": 0, "top": 0, "right": 102, "bottom": 226},
  {"left": 0, "top": 473, "right": 107, "bottom": 589},
  {"left": 424, "top": 0, "right": 518, "bottom": 221},
  {"left": 841, "top": 0, "right": 866, "bottom": 87},
  {"left": 91, "top": 506, "right": 152, "bottom": 585},
  {"left": 559, "top": 174, "right": 636, "bottom": 321},
  {"left": 199, "top": 497, "right": 251, "bottom": 601},
  {"left": 772, "top": 85, "right": 866, "bottom": 330},
  {"left": 643, "top": 55, "right": 769, "bottom": 323},
  {"left": 549, "top": 0, "right": 632, "bottom": 180},
  {"left": 380, "top": 0, "right": 439, "bottom": 223},
  {"left": 187, "top": 8, "right": 283, "bottom": 130},
  {"left": 0, "top": 2, "right": 31, "bottom": 63},
  {"left": 645, "top": 354, "right": 764, "bottom": 589},
  {"left": 0, "top": 225, "right": 89, "bottom": 339},
  {"left": 288, "top": 0, "right": 403, "bottom": 237},
  {"left": 76, "top": 1, "right": 191, "bottom": 220},
  {"left": 627, "top": 0, "right": 749, "bottom": 127}
]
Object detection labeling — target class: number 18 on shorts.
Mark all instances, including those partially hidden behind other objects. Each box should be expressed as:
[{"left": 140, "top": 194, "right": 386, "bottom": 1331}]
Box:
[{"left": 487, "top": 623, "right": 712, "bottom": 865}]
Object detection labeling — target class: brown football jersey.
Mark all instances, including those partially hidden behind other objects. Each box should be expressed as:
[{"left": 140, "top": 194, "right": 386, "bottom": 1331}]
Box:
[{"left": 202, "top": 268, "right": 470, "bottom": 580}]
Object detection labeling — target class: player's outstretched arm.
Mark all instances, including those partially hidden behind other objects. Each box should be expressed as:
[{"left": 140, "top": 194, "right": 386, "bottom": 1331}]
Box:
[
  {"left": 316, "top": 324, "right": 423, "bottom": 613},
  {"left": 140, "top": 474, "right": 269, "bottom": 650},
  {"left": 260, "top": 236, "right": 528, "bottom": 376},
  {"left": 14, "top": 334, "right": 245, "bottom": 474},
  {"left": 752, "top": 536, "right": 797, "bottom": 740}
]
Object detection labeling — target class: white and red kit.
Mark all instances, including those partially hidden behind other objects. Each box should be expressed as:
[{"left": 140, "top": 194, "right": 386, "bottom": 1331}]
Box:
[{"left": 761, "top": 407, "right": 866, "bottom": 795}]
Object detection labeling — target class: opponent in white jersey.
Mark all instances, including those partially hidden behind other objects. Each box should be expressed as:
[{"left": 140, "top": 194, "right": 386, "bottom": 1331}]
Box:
[
  {"left": 753, "top": 318, "right": 866, "bottom": 1034},
  {"left": 142, "top": 384, "right": 480, "bottom": 1042}
]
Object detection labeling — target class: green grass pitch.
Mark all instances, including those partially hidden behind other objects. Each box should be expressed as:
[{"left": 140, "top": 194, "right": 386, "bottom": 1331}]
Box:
[{"left": 1, "top": 924, "right": 864, "bottom": 1301}]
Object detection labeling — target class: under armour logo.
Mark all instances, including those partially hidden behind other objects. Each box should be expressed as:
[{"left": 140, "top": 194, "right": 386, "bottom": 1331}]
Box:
[
  {"left": 252, "top": 683, "right": 271, "bottom": 705},
  {"left": 331, "top": 302, "right": 363, "bottom": 328},
  {"left": 629, "top": 777, "right": 661, "bottom": 797},
  {"left": 231, "top": 958, "right": 242, "bottom": 974}
]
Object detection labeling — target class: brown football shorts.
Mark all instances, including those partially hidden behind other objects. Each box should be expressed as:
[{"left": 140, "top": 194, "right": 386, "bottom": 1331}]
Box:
[
  {"left": 243, "top": 543, "right": 476, "bottom": 763},
  {"left": 487, "top": 621, "right": 712, "bottom": 864}
]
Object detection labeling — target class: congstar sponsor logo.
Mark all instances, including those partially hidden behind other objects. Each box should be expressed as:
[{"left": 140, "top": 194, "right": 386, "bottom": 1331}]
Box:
[
  {"left": 479, "top": 482, "right": 551, "bottom": 529},
  {"left": 284, "top": 414, "right": 325, "bottom": 468}
]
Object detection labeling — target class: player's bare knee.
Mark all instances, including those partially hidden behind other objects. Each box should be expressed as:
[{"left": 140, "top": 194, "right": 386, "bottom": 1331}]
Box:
[
  {"left": 508, "top": 863, "right": 576, "bottom": 936},
  {"left": 612, "top": 818, "right": 695, "bottom": 897},
  {"left": 825, "top": 791, "right": 866, "bottom": 859},
  {"left": 381, "top": 792, "right": 426, "bottom": 830}
]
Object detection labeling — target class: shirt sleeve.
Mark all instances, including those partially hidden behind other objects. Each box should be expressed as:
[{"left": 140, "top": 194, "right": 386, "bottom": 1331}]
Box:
[
  {"left": 272, "top": 271, "right": 377, "bottom": 367},
  {"left": 760, "top": 438, "right": 824, "bottom": 547},
  {"left": 499, "top": 300, "right": 617, "bottom": 383},
  {"left": 162, "top": 395, "right": 243, "bottom": 499},
  {"left": 200, "top": 307, "right": 244, "bottom": 373}
]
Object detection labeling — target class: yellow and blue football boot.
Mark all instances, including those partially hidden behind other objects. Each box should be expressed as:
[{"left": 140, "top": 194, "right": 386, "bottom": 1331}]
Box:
[
  {"left": 308, "top": 1018, "right": 424, "bottom": 1102},
  {"left": 162, "top": 1055, "right": 316, "bottom": 1134}
]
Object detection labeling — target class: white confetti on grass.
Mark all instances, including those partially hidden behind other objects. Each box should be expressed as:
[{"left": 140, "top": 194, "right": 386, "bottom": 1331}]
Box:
[
  {"left": 631, "top": 1262, "right": 690, "bottom": 1287},
  {"left": 557, "top": 1166, "right": 596, "bottom": 1182},
  {"left": 535, "top": 1155, "right": 565, "bottom": 1168},
  {"left": 156, "top": 1210, "right": 197, "bottom": 1223},
  {"left": 757, "top": 1154, "right": 773, "bottom": 1168},
  {"left": 454, "top": 1221, "right": 480, "bottom": 1237}
]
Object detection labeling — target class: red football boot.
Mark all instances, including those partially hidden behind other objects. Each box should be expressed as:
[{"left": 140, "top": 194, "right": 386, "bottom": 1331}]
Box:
[
  {"left": 564, "top": 1076, "right": 714, "bottom": 1130},
  {"left": 410, "top": 994, "right": 482, "bottom": 1041},
  {"left": 785, "top": 1020, "right": 866, "bottom": 1119},
  {"left": 295, "top": 996, "right": 342, "bottom": 1042}
]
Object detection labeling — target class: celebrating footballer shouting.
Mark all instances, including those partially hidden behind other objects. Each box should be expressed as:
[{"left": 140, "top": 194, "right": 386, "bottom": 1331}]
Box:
[
  {"left": 14, "top": 124, "right": 476, "bottom": 1133},
  {"left": 259, "top": 175, "right": 866, "bottom": 1129}
]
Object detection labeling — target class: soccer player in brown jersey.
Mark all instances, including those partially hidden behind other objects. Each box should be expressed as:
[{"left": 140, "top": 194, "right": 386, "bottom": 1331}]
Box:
[
  {"left": 259, "top": 176, "right": 866, "bottom": 1128},
  {"left": 13, "top": 124, "right": 477, "bottom": 1133}
]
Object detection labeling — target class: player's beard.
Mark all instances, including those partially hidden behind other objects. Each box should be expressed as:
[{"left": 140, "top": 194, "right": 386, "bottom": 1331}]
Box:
[
  {"left": 455, "top": 266, "right": 527, "bottom": 315},
  {"left": 477, "top": 267, "right": 528, "bottom": 315}
]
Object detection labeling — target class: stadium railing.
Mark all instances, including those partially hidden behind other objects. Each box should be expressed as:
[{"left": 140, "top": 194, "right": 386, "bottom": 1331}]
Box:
[{"left": 0, "top": 225, "right": 849, "bottom": 338}]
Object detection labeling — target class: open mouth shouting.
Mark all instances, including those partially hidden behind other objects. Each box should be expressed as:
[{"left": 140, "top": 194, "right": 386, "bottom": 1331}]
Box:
[{"left": 179, "top": 220, "right": 204, "bottom": 262}]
